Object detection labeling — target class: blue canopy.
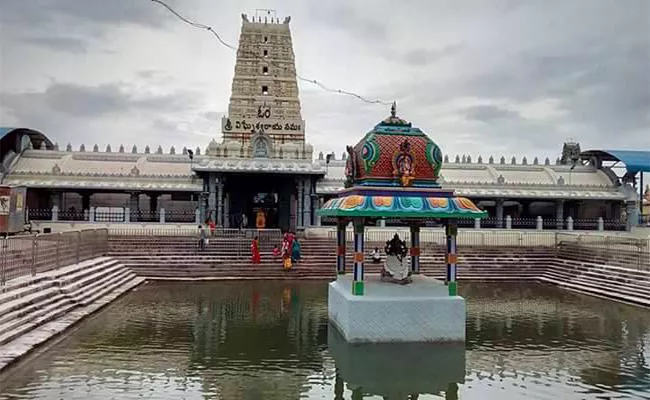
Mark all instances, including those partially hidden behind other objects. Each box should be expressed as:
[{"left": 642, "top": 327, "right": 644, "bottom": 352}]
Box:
[{"left": 581, "top": 149, "right": 650, "bottom": 174}]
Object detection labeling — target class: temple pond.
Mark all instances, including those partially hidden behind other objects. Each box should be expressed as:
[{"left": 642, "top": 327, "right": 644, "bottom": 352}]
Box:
[{"left": 1, "top": 281, "right": 649, "bottom": 400}]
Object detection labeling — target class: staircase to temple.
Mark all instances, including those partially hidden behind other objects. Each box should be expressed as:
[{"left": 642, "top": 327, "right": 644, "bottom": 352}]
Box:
[
  {"left": 106, "top": 236, "right": 650, "bottom": 306},
  {"left": 540, "top": 258, "right": 650, "bottom": 307},
  {"left": 0, "top": 257, "right": 144, "bottom": 371},
  {"left": 108, "top": 236, "right": 553, "bottom": 280}
]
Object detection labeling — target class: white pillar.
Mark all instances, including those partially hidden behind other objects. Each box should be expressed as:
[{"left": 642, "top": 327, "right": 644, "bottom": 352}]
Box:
[
  {"left": 159, "top": 208, "right": 166, "bottom": 223},
  {"left": 597, "top": 217, "right": 604, "bottom": 231},
  {"left": 223, "top": 193, "right": 230, "bottom": 228},
  {"left": 124, "top": 207, "right": 131, "bottom": 223},
  {"left": 129, "top": 192, "right": 139, "bottom": 222},
  {"left": 496, "top": 199, "right": 505, "bottom": 228},
  {"left": 89, "top": 207, "right": 95, "bottom": 222},
  {"left": 296, "top": 179, "right": 304, "bottom": 228},
  {"left": 195, "top": 208, "right": 201, "bottom": 224},
  {"left": 51, "top": 205, "right": 59, "bottom": 221},
  {"left": 556, "top": 199, "right": 565, "bottom": 230},
  {"left": 216, "top": 181, "right": 224, "bottom": 226},
  {"left": 625, "top": 201, "right": 638, "bottom": 231},
  {"left": 315, "top": 197, "right": 323, "bottom": 226},
  {"left": 474, "top": 218, "right": 481, "bottom": 229},
  {"left": 303, "top": 178, "right": 311, "bottom": 227},
  {"left": 505, "top": 215, "right": 512, "bottom": 229},
  {"left": 567, "top": 216, "right": 574, "bottom": 231},
  {"left": 379, "top": 219, "right": 386, "bottom": 228},
  {"left": 536, "top": 216, "right": 543, "bottom": 230},
  {"left": 208, "top": 173, "right": 217, "bottom": 222}
]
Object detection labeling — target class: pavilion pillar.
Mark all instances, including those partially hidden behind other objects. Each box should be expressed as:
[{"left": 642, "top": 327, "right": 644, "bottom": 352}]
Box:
[
  {"left": 336, "top": 219, "right": 347, "bottom": 275},
  {"left": 198, "top": 193, "right": 207, "bottom": 224},
  {"left": 296, "top": 179, "right": 304, "bottom": 228},
  {"left": 352, "top": 217, "right": 365, "bottom": 295},
  {"left": 208, "top": 173, "right": 217, "bottom": 223},
  {"left": 315, "top": 197, "right": 323, "bottom": 226},
  {"left": 50, "top": 191, "right": 63, "bottom": 209},
  {"left": 303, "top": 177, "right": 312, "bottom": 227},
  {"left": 216, "top": 179, "right": 224, "bottom": 227},
  {"left": 409, "top": 224, "right": 421, "bottom": 274},
  {"left": 223, "top": 193, "right": 230, "bottom": 228},
  {"left": 81, "top": 193, "right": 91, "bottom": 211},
  {"left": 445, "top": 219, "right": 458, "bottom": 296},
  {"left": 625, "top": 200, "right": 638, "bottom": 231},
  {"left": 495, "top": 199, "right": 504, "bottom": 228},
  {"left": 129, "top": 192, "right": 140, "bottom": 222},
  {"left": 555, "top": 199, "right": 565, "bottom": 230},
  {"left": 149, "top": 193, "right": 158, "bottom": 213}
]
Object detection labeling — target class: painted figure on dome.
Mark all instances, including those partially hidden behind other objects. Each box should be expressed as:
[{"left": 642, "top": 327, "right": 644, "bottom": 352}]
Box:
[
  {"left": 393, "top": 139, "right": 415, "bottom": 187},
  {"left": 251, "top": 236, "right": 261, "bottom": 264},
  {"left": 381, "top": 233, "right": 412, "bottom": 284}
]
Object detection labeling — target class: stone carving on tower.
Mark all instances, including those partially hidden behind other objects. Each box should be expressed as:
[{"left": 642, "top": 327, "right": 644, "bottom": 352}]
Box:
[
  {"left": 560, "top": 140, "right": 581, "bottom": 165},
  {"left": 214, "top": 10, "right": 313, "bottom": 160}
]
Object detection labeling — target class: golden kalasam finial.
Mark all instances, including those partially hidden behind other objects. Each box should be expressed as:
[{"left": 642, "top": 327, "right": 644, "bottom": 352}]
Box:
[{"left": 390, "top": 101, "right": 397, "bottom": 118}]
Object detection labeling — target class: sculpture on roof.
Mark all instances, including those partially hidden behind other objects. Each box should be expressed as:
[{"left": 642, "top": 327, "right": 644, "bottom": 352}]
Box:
[
  {"left": 393, "top": 139, "right": 415, "bottom": 186},
  {"left": 560, "top": 140, "right": 581, "bottom": 165},
  {"left": 344, "top": 145, "right": 359, "bottom": 188}
]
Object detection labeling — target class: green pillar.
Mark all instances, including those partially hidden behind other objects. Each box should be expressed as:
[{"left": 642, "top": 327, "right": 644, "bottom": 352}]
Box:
[{"left": 352, "top": 217, "right": 365, "bottom": 295}]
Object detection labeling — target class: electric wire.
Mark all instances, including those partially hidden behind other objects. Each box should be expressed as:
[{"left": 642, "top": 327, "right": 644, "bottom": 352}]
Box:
[{"left": 151, "top": 0, "right": 392, "bottom": 105}]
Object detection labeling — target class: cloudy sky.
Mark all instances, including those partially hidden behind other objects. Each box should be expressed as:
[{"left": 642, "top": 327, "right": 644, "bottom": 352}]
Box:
[{"left": 1, "top": 0, "right": 648, "bottom": 161}]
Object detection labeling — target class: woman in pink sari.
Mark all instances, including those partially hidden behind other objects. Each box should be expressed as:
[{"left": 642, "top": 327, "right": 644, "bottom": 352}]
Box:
[{"left": 281, "top": 232, "right": 294, "bottom": 270}]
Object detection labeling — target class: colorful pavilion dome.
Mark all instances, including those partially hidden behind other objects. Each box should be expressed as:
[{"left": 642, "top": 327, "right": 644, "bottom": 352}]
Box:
[
  {"left": 344, "top": 102, "right": 443, "bottom": 189},
  {"left": 319, "top": 103, "right": 486, "bottom": 221}
]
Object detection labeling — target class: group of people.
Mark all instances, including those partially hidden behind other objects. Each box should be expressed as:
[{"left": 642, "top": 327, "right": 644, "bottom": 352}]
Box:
[{"left": 250, "top": 231, "right": 301, "bottom": 270}]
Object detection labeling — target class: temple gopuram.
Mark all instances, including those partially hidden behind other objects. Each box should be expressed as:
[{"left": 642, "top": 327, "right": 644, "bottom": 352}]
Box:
[{"left": 0, "top": 13, "right": 643, "bottom": 231}]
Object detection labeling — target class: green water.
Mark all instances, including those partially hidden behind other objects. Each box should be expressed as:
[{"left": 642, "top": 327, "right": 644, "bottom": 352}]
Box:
[{"left": 1, "top": 281, "right": 649, "bottom": 399}]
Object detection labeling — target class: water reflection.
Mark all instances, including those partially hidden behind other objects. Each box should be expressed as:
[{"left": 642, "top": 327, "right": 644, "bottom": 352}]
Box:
[
  {"left": 328, "top": 326, "right": 465, "bottom": 399},
  {"left": 0, "top": 281, "right": 648, "bottom": 400}
]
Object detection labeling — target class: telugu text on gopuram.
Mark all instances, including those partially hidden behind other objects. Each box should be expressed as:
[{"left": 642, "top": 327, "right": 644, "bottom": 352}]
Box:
[{"left": 222, "top": 118, "right": 303, "bottom": 133}]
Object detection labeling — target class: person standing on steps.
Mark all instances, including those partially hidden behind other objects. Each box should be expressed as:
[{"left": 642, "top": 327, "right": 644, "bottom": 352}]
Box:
[
  {"left": 241, "top": 212, "right": 248, "bottom": 230},
  {"left": 281, "top": 232, "right": 293, "bottom": 270},
  {"left": 251, "top": 235, "right": 261, "bottom": 264},
  {"left": 291, "top": 236, "right": 301, "bottom": 264},
  {"left": 208, "top": 219, "right": 216, "bottom": 237},
  {"left": 198, "top": 225, "right": 207, "bottom": 251}
]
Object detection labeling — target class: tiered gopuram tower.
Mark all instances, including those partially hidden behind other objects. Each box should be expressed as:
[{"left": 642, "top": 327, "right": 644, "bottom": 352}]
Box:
[{"left": 209, "top": 10, "right": 312, "bottom": 160}]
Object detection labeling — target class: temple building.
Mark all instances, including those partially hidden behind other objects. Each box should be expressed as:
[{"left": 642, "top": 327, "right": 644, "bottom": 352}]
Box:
[{"left": 0, "top": 13, "right": 644, "bottom": 231}]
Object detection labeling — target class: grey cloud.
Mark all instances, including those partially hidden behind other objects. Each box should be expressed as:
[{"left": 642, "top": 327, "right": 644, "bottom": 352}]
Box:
[
  {"left": 308, "top": 3, "right": 389, "bottom": 40},
  {"left": 0, "top": 0, "right": 166, "bottom": 28},
  {"left": 463, "top": 105, "right": 520, "bottom": 122},
  {"left": 21, "top": 36, "right": 88, "bottom": 53},
  {"left": 0, "top": 0, "right": 169, "bottom": 51},
  {"left": 1, "top": 82, "right": 203, "bottom": 120},
  {"left": 402, "top": 44, "right": 464, "bottom": 66}
]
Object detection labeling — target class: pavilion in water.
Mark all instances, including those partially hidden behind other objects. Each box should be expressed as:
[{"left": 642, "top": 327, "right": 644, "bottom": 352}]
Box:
[{"left": 318, "top": 103, "right": 486, "bottom": 344}]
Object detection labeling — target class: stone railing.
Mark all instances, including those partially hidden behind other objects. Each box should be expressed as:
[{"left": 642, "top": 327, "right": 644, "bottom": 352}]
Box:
[
  {"left": 28, "top": 208, "right": 200, "bottom": 224},
  {"left": 0, "top": 229, "right": 109, "bottom": 285}
]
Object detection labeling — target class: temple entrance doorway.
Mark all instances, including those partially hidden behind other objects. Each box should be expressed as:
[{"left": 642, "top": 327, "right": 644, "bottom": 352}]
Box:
[{"left": 225, "top": 173, "right": 296, "bottom": 231}]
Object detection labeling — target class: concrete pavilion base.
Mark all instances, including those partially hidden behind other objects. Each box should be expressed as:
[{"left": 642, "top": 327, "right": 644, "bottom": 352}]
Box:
[
  {"left": 328, "top": 327, "right": 466, "bottom": 396},
  {"left": 328, "top": 274, "right": 466, "bottom": 343}
]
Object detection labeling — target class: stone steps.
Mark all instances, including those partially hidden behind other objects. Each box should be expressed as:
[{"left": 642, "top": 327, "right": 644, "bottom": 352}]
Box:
[
  {"left": 0, "top": 258, "right": 144, "bottom": 371},
  {"left": 539, "top": 259, "right": 650, "bottom": 307}
]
